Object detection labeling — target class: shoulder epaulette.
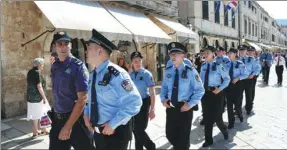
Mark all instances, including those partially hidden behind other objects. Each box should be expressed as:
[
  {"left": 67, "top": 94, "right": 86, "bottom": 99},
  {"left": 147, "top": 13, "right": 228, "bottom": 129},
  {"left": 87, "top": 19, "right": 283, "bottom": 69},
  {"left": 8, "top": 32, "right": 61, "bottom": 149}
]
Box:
[
  {"left": 108, "top": 66, "right": 120, "bottom": 76},
  {"left": 185, "top": 65, "right": 193, "bottom": 70},
  {"left": 166, "top": 66, "right": 172, "bottom": 70},
  {"left": 236, "top": 60, "right": 243, "bottom": 64},
  {"left": 71, "top": 57, "right": 83, "bottom": 66}
]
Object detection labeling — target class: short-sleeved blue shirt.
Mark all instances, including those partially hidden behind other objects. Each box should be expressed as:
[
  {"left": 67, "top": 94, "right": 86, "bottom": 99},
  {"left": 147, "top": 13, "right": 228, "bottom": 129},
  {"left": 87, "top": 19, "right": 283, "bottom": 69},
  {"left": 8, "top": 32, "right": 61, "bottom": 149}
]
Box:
[
  {"left": 51, "top": 55, "right": 89, "bottom": 113},
  {"left": 130, "top": 68, "right": 155, "bottom": 99}
]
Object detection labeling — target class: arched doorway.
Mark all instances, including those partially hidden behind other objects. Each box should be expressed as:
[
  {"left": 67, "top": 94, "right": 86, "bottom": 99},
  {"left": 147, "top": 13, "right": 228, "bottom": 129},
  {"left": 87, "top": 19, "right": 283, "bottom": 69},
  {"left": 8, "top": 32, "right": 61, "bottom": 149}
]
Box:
[
  {"left": 215, "top": 40, "right": 219, "bottom": 48},
  {"left": 224, "top": 41, "right": 228, "bottom": 51},
  {"left": 203, "top": 37, "right": 208, "bottom": 47},
  {"left": 231, "top": 42, "right": 235, "bottom": 48}
]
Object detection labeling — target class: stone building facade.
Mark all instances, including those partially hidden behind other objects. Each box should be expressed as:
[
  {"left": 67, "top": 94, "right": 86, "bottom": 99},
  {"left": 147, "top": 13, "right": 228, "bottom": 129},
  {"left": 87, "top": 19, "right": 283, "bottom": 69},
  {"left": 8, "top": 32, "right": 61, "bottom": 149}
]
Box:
[{"left": 179, "top": 0, "right": 239, "bottom": 50}]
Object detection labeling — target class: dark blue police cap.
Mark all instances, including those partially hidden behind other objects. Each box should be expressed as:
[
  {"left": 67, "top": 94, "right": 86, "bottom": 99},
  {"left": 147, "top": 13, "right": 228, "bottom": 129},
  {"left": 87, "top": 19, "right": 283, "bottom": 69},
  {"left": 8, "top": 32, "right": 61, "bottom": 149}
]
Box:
[
  {"left": 248, "top": 46, "right": 256, "bottom": 51},
  {"left": 229, "top": 48, "right": 238, "bottom": 53},
  {"left": 130, "top": 51, "right": 143, "bottom": 61},
  {"left": 52, "top": 31, "right": 71, "bottom": 43},
  {"left": 167, "top": 42, "right": 187, "bottom": 54},
  {"left": 86, "top": 29, "right": 118, "bottom": 53},
  {"left": 217, "top": 46, "right": 226, "bottom": 51},
  {"left": 204, "top": 45, "right": 216, "bottom": 52},
  {"left": 238, "top": 45, "right": 248, "bottom": 50}
]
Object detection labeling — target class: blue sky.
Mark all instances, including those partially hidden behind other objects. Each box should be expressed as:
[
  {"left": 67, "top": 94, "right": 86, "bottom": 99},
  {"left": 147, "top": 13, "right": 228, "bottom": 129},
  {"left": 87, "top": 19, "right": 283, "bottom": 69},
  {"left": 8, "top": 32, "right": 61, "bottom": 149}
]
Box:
[{"left": 257, "top": 1, "right": 287, "bottom": 19}]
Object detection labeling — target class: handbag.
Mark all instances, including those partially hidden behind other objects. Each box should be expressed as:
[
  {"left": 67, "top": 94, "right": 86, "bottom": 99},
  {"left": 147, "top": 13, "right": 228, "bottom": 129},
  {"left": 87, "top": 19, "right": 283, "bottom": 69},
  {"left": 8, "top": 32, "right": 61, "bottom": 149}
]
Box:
[{"left": 39, "top": 114, "right": 52, "bottom": 128}]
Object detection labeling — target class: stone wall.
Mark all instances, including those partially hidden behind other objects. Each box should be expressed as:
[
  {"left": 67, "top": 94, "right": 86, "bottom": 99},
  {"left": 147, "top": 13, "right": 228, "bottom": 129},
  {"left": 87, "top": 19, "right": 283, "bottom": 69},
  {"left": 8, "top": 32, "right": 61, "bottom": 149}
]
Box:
[{"left": 1, "top": 1, "right": 53, "bottom": 118}]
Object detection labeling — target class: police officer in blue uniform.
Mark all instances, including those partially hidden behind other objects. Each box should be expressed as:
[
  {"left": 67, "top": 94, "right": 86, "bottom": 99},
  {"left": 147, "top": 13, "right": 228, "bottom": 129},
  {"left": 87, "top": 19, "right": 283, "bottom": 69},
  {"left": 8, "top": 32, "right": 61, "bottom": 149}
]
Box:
[
  {"left": 226, "top": 48, "right": 249, "bottom": 129},
  {"left": 247, "top": 46, "right": 261, "bottom": 109},
  {"left": 49, "top": 31, "right": 95, "bottom": 150},
  {"left": 216, "top": 47, "right": 231, "bottom": 70},
  {"left": 259, "top": 49, "right": 273, "bottom": 84},
  {"left": 129, "top": 51, "right": 156, "bottom": 150},
  {"left": 215, "top": 46, "right": 231, "bottom": 113},
  {"left": 238, "top": 45, "right": 261, "bottom": 115},
  {"left": 83, "top": 29, "right": 142, "bottom": 150},
  {"left": 160, "top": 42, "right": 204, "bottom": 150},
  {"left": 200, "top": 45, "right": 230, "bottom": 147}
]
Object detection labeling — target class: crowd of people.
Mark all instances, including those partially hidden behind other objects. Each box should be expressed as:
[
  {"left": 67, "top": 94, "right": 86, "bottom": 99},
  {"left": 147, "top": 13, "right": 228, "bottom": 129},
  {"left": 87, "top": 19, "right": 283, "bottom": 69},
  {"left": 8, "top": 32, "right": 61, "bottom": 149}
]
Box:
[{"left": 26, "top": 28, "right": 286, "bottom": 150}]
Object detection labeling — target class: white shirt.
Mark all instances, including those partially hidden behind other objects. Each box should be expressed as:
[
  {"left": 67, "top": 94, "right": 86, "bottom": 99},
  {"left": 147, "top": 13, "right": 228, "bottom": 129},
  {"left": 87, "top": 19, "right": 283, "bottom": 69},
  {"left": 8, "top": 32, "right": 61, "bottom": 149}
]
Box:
[{"left": 273, "top": 56, "right": 285, "bottom": 66}]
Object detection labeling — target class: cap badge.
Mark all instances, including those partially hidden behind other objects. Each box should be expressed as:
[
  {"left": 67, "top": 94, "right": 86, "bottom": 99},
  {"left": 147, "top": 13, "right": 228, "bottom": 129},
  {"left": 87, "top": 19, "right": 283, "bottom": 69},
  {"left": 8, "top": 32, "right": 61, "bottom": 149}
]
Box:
[
  {"left": 171, "top": 43, "right": 175, "bottom": 48},
  {"left": 58, "top": 31, "right": 65, "bottom": 35}
]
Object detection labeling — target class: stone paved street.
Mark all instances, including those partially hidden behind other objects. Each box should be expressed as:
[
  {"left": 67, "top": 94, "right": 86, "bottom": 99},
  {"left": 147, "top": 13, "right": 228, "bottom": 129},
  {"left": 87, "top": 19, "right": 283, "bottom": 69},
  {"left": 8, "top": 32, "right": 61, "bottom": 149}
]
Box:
[{"left": 1, "top": 66, "right": 287, "bottom": 149}]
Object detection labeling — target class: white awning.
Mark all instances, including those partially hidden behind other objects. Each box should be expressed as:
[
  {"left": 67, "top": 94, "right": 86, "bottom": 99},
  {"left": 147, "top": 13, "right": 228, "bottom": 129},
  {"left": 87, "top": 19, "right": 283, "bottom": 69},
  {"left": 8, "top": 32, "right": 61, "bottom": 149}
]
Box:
[
  {"left": 34, "top": 1, "right": 133, "bottom": 41},
  {"left": 103, "top": 5, "right": 172, "bottom": 44},
  {"left": 155, "top": 17, "right": 199, "bottom": 44},
  {"left": 246, "top": 41, "right": 262, "bottom": 51}
]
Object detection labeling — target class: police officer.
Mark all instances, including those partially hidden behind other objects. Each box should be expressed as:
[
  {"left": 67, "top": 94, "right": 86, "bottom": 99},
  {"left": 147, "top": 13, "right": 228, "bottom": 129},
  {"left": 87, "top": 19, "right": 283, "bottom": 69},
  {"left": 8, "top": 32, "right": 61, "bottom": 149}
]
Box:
[
  {"left": 238, "top": 45, "right": 261, "bottom": 115},
  {"left": 226, "top": 48, "right": 248, "bottom": 129},
  {"left": 259, "top": 49, "right": 273, "bottom": 84},
  {"left": 129, "top": 51, "right": 156, "bottom": 150},
  {"left": 215, "top": 47, "right": 231, "bottom": 113},
  {"left": 200, "top": 45, "right": 230, "bottom": 147},
  {"left": 160, "top": 42, "right": 204, "bottom": 150},
  {"left": 83, "top": 29, "right": 142, "bottom": 150},
  {"left": 248, "top": 46, "right": 261, "bottom": 103},
  {"left": 216, "top": 47, "right": 231, "bottom": 70},
  {"left": 49, "top": 31, "right": 95, "bottom": 150}
]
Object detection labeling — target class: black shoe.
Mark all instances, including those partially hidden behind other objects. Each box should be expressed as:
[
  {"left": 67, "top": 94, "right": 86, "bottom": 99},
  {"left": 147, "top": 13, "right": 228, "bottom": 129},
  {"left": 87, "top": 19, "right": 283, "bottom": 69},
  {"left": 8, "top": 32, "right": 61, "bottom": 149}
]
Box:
[
  {"left": 223, "top": 131, "right": 229, "bottom": 140},
  {"left": 202, "top": 141, "right": 213, "bottom": 147},
  {"left": 200, "top": 120, "right": 204, "bottom": 126},
  {"left": 239, "top": 116, "right": 243, "bottom": 122},
  {"left": 228, "top": 124, "right": 234, "bottom": 129},
  {"left": 246, "top": 111, "right": 251, "bottom": 115}
]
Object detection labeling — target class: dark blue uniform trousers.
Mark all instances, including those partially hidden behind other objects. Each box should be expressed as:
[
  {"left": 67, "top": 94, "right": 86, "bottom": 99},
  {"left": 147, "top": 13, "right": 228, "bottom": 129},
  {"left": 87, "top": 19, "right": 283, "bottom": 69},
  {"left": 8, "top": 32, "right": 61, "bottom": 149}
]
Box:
[
  {"left": 166, "top": 102, "right": 193, "bottom": 150},
  {"left": 49, "top": 114, "right": 95, "bottom": 150}
]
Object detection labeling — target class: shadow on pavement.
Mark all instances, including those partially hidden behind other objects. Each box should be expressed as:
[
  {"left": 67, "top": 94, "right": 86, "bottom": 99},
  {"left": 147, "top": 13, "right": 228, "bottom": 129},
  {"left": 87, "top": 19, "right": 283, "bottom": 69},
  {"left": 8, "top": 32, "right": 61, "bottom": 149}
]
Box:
[
  {"left": 12, "top": 139, "right": 44, "bottom": 149},
  {"left": 157, "top": 141, "right": 172, "bottom": 149},
  {"left": 190, "top": 116, "right": 205, "bottom": 145},
  {"left": 1, "top": 137, "right": 43, "bottom": 150}
]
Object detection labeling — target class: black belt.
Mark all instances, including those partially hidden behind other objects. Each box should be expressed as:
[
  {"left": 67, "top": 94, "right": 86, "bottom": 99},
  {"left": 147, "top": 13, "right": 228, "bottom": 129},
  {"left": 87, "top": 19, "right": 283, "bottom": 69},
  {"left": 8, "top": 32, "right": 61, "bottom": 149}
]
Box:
[
  {"left": 205, "top": 86, "right": 219, "bottom": 91},
  {"left": 53, "top": 112, "right": 71, "bottom": 120}
]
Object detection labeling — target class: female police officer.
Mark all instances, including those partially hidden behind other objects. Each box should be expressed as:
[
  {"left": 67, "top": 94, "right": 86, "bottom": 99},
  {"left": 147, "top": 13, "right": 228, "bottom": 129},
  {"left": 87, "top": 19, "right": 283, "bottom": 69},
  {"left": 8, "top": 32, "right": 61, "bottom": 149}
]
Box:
[
  {"left": 130, "top": 51, "right": 156, "bottom": 150},
  {"left": 226, "top": 48, "right": 248, "bottom": 129},
  {"left": 200, "top": 45, "right": 230, "bottom": 147},
  {"left": 160, "top": 42, "right": 204, "bottom": 150}
]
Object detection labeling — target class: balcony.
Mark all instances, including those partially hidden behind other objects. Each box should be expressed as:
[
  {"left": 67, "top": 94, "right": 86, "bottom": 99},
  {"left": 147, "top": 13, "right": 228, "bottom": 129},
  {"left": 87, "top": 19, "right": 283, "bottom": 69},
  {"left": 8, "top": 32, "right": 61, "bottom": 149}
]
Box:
[{"left": 117, "top": 1, "right": 178, "bottom": 17}]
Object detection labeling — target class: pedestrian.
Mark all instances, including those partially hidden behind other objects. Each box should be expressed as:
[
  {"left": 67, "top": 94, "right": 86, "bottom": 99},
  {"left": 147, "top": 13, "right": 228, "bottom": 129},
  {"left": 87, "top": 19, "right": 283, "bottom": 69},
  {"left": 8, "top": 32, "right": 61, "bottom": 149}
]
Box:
[
  {"left": 273, "top": 51, "right": 285, "bottom": 86},
  {"left": 160, "top": 42, "right": 204, "bottom": 150},
  {"left": 248, "top": 46, "right": 261, "bottom": 104},
  {"left": 259, "top": 49, "right": 273, "bottom": 84},
  {"left": 118, "top": 56, "right": 129, "bottom": 72},
  {"left": 49, "top": 31, "right": 95, "bottom": 150},
  {"left": 200, "top": 45, "right": 229, "bottom": 147},
  {"left": 215, "top": 46, "right": 231, "bottom": 113},
  {"left": 226, "top": 48, "right": 248, "bottom": 129},
  {"left": 238, "top": 45, "right": 261, "bottom": 115},
  {"left": 26, "top": 58, "right": 50, "bottom": 137},
  {"left": 130, "top": 51, "right": 156, "bottom": 150},
  {"left": 186, "top": 52, "right": 194, "bottom": 64},
  {"left": 83, "top": 29, "right": 142, "bottom": 150},
  {"left": 195, "top": 50, "right": 205, "bottom": 74}
]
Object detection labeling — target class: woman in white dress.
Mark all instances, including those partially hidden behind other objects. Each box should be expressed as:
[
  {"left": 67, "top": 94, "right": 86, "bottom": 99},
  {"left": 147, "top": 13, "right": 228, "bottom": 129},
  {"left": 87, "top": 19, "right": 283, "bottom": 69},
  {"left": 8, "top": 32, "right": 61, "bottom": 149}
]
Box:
[{"left": 26, "top": 58, "right": 50, "bottom": 137}]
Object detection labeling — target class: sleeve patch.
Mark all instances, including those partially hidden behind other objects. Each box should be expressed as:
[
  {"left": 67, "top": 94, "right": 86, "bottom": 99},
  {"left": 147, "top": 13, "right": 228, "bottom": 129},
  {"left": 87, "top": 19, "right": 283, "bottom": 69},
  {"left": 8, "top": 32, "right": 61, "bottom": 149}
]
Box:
[{"left": 121, "top": 79, "right": 133, "bottom": 91}]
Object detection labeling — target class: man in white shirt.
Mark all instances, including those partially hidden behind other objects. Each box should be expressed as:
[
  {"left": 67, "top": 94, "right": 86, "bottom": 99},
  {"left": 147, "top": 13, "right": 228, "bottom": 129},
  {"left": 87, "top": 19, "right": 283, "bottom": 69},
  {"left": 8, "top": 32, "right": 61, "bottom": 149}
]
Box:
[{"left": 274, "top": 51, "right": 285, "bottom": 86}]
